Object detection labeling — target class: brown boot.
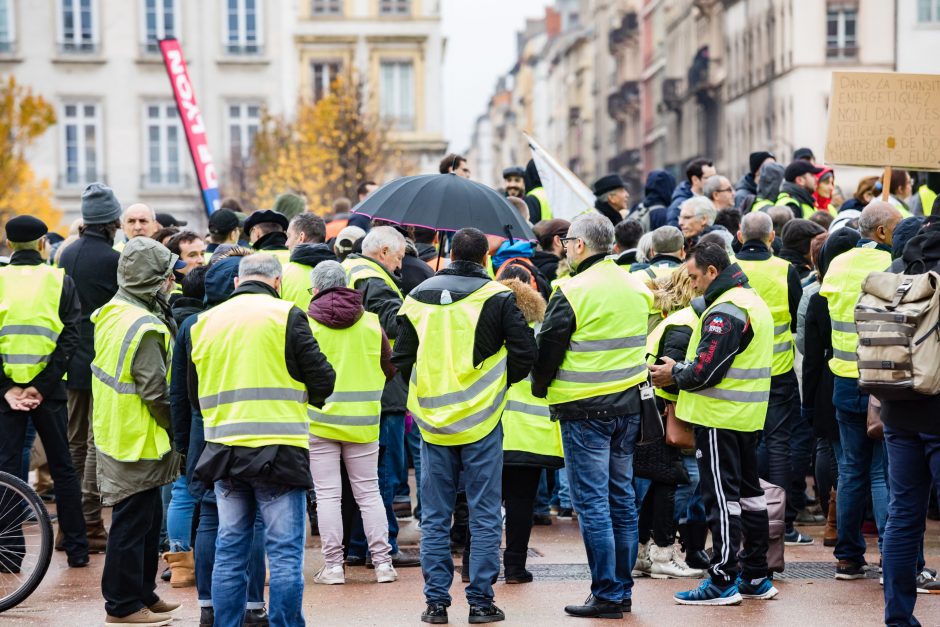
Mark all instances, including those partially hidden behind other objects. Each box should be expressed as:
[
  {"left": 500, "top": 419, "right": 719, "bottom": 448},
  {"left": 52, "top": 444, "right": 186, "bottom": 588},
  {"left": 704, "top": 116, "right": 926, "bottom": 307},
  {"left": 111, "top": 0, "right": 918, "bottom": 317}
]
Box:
[
  {"left": 824, "top": 488, "right": 837, "bottom": 547},
  {"left": 86, "top": 520, "right": 108, "bottom": 554},
  {"left": 163, "top": 550, "right": 196, "bottom": 588},
  {"left": 55, "top": 525, "right": 64, "bottom": 552}
]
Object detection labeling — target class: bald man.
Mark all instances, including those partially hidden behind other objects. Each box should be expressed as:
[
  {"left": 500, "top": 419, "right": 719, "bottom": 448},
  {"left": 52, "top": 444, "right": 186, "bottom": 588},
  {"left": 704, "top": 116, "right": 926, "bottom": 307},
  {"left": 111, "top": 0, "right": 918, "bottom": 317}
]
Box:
[
  {"left": 122, "top": 204, "right": 159, "bottom": 241},
  {"left": 819, "top": 200, "right": 901, "bottom": 580}
]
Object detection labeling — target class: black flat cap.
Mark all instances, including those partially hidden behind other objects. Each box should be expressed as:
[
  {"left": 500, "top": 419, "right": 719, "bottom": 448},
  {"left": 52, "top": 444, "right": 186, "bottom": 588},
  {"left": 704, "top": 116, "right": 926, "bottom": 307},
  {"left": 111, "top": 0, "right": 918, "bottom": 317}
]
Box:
[
  {"left": 5, "top": 215, "right": 48, "bottom": 243},
  {"left": 502, "top": 166, "right": 525, "bottom": 179},
  {"left": 208, "top": 209, "right": 240, "bottom": 235},
  {"left": 243, "top": 209, "right": 288, "bottom": 233},
  {"left": 592, "top": 174, "right": 627, "bottom": 196},
  {"left": 784, "top": 160, "right": 825, "bottom": 182}
]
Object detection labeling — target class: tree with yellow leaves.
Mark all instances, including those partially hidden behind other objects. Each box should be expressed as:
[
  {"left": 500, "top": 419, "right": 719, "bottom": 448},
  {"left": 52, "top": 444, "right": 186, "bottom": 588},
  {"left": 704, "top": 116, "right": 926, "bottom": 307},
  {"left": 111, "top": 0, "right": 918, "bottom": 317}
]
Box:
[
  {"left": 0, "top": 76, "right": 62, "bottom": 241},
  {"left": 250, "top": 74, "right": 409, "bottom": 215}
]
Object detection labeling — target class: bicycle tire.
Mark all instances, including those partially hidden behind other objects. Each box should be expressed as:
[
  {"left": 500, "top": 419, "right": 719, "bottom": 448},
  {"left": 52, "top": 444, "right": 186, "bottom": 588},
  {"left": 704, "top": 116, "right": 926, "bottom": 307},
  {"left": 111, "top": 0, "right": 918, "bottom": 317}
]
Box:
[{"left": 0, "top": 471, "right": 53, "bottom": 613}]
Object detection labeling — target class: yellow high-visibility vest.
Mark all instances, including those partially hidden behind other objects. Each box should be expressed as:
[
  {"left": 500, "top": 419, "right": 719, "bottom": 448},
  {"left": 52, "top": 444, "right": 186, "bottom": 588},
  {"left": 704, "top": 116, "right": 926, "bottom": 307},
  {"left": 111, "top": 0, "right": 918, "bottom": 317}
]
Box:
[
  {"left": 342, "top": 256, "right": 403, "bottom": 300},
  {"left": 526, "top": 187, "right": 554, "bottom": 220},
  {"left": 646, "top": 306, "right": 698, "bottom": 402},
  {"left": 737, "top": 256, "right": 794, "bottom": 375},
  {"left": 0, "top": 264, "right": 64, "bottom": 383},
  {"left": 282, "top": 261, "right": 314, "bottom": 311}
]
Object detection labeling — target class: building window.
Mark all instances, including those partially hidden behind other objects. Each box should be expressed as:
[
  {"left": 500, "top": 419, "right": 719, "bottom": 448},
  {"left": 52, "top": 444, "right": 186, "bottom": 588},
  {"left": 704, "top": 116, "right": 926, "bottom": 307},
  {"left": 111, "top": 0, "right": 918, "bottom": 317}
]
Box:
[
  {"left": 379, "top": 0, "right": 410, "bottom": 15},
  {"left": 59, "top": 0, "right": 98, "bottom": 54},
  {"left": 826, "top": 3, "right": 857, "bottom": 59},
  {"left": 311, "top": 61, "right": 342, "bottom": 102},
  {"left": 62, "top": 102, "right": 101, "bottom": 186},
  {"left": 380, "top": 60, "right": 414, "bottom": 131},
  {"left": 225, "top": 0, "right": 262, "bottom": 55},
  {"left": 0, "top": 0, "right": 14, "bottom": 54},
  {"left": 919, "top": 0, "right": 940, "bottom": 22},
  {"left": 311, "top": 0, "right": 342, "bottom": 15},
  {"left": 144, "top": 103, "right": 183, "bottom": 187},
  {"left": 227, "top": 102, "right": 261, "bottom": 162},
  {"left": 142, "top": 0, "right": 177, "bottom": 54}
]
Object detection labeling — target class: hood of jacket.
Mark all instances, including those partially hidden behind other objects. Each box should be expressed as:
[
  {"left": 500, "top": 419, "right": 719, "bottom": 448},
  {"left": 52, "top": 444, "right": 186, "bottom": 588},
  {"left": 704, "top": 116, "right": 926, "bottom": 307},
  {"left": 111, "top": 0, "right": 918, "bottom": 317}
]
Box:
[
  {"left": 203, "top": 256, "right": 241, "bottom": 306},
  {"left": 290, "top": 242, "right": 337, "bottom": 267},
  {"left": 307, "top": 286, "right": 364, "bottom": 329},
  {"left": 891, "top": 216, "right": 924, "bottom": 259},
  {"left": 703, "top": 262, "right": 749, "bottom": 307},
  {"left": 671, "top": 180, "right": 693, "bottom": 204},
  {"left": 900, "top": 228, "right": 940, "bottom": 271},
  {"left": 498, "top": 277, "right": 545, "bottom": 325},
  {"left": 171, "top": 296, "right": 204, "bottom": 326},
  {"left": 757, "top": 162, "right": 785, "bottom": 200},
  {"left": 818, "top": 227, "right": 861, "bottom": 280},
  {"left": 524, "top": 159, "right": 542, "bottom": 192},
  {"left": 254, "top": 230, "right": 288, "bottom": 251},
  {"left": 493, "top": 239, "right": 534, "bottom": 270},
  {"left": 840, "top": 197, "right": 866, "bottom": 213},
  {"left": 813, "top": 167, "right": 835, "bottom": 211},
  {"left": 735, "top": 172, "right": 757, "bottom": 195},
  {"left": 116, "top": 237, "right": 178, "bottom": 306},
  {"left": 644, "top": 170, "right": 676, "bottom": 207}
]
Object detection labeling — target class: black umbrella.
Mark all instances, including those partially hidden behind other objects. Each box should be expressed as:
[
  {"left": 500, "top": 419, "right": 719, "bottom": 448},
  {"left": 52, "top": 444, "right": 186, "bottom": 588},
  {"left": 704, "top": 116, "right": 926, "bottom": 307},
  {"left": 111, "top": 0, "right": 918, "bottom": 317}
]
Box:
[{"left": 350, "top": 174, "right": 536, "bottom": 241}]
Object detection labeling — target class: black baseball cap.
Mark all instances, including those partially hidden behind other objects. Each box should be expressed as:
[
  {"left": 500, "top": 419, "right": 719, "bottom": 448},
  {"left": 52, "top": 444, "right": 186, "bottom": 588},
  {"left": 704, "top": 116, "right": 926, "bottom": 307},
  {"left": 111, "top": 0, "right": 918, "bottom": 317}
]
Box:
[
  {"left": 208, "top": 209, "right": 240, "bottom": 235},
  {"left": 792, "top": 147, "right": 815, "bottom": 162},
  {"left": 155, "top": 212, "right": 187, "bottom": 227},
  {"left": 784, "top": 160, "right": 825, "bottom": 182}
]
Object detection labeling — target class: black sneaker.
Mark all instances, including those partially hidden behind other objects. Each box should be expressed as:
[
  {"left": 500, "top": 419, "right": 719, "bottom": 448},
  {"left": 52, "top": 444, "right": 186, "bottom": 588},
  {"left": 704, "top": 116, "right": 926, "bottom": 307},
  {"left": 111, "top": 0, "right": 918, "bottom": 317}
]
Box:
[
  {"left": 835, "top": 560, "right": 867, "bottom": 580},
  {"left": 67, "top": 553, "right": 89, "bottom": 568},
  {"left": 504, "top": 569, "right": 533, "bottom": 584},
  {"left": 685, "top": 549, "right": 711, "bottom": 570},
  {"left": 421, "top": 603, "right": 449, "bottom": 624},
  {"left": 532, "top": 513, "right": 553, "bottom": 526},
  {"left": 243, "top": 607, "right": 269, "bottom": 625},
  {"left": 199, "top": 606, "right": 214, "bottom": 627},
  {"left": 784, "top": 529, "right": 814, "bottom": 546},
  {"left": 564, "top": 594, "right": 623, "bottom": 619},
  {"left": 469, "top": 604, "right": 505, "bottom": 624},
  {"left": 345, "top": 555, "right": 366, "bottom": 567},
  {"left": 556, "top": 508, "right": 574, "bottom": 520},
  {"left": 621, "top": 598, "right": 632, "bottom": 613}
]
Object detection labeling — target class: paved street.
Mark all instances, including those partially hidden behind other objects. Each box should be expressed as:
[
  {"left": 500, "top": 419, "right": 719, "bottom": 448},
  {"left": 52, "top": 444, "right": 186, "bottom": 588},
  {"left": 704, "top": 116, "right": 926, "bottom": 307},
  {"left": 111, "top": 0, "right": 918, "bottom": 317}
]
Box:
[{"left": 4, "top": 500, "right": 939, "bottom": 626}]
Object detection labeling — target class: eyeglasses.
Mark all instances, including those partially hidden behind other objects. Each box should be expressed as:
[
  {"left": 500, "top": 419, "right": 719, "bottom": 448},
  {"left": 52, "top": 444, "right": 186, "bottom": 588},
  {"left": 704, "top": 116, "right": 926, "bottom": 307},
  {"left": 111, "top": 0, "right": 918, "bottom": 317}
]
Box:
[
  {"left": 559, "top": 237, "right": 581, "bottom": 247},
  {"left": 717, "top": 187, "right": 733, "bottom": 193}
]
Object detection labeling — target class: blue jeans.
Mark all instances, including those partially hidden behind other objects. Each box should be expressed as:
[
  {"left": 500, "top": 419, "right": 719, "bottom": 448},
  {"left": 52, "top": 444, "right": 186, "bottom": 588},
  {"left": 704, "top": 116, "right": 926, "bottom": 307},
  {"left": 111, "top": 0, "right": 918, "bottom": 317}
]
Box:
[
  {"left": 213, "top": 479, "right": 306, "bottom": 627},
  {"left": 834, "top": 409, "right": 888, "bottom": 562},
  {"left": 674, "top": 454, "right": 706, "bottom": 523},
  {"left": 534, "top": 471, "right": 551, "bottom": 516},
  {"left": 395, "top": 420, "right": 423, "bottom": 519},
  {"left": 167, "top": 475, "right": 197, "bottom": 552},
  {"left": 882, "top": 425, "right": 940, "bottom": 627},
  {"left": 551, "top": 467, "right": 571, "bottom": 509},
  {"left": 195, "top": 493, "right": 265, "bottom": 609},
  {"left": 420, "top": 423, "right": 503, "bottom": 607},
  {"left": 349, "top": 414, "right": 401, "bottom": 557},
  {"left": 561, "top": 414, "right": 640, "bottom": 603}
]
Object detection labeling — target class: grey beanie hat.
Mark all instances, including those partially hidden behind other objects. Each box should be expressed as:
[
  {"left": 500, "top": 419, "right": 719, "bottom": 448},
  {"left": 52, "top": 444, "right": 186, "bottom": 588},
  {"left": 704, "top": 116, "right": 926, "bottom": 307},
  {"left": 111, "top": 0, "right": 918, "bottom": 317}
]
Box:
[{"left": 81, "top": 183, "right": 122, "bottom": 224}]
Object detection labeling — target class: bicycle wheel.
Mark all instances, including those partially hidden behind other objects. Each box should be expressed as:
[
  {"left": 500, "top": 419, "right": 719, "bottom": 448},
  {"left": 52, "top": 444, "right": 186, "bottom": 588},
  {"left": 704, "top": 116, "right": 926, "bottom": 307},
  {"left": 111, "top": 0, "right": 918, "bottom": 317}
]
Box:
[{"left": 0, "top": 471, "right": 53, "bottom": 613}]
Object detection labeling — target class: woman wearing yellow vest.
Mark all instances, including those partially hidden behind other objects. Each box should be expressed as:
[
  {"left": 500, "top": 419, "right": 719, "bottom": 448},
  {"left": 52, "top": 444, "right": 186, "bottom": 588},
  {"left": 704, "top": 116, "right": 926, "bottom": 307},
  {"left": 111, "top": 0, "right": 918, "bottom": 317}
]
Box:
[{"left": 304, "top": 261, "right": 399, "bottom": 586}]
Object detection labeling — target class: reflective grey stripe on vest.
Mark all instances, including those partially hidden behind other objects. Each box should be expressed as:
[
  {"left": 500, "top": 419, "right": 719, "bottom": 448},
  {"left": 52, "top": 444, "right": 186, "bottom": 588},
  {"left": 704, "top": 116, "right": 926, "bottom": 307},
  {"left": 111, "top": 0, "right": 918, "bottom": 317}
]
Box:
[
  {"left": 0, "top": 353, "right": 52, "bottom": 365},
  {"left": 831, "top": 320, "right": 857, "bottom": 333},
  {"left": 307, "top": 408, "right": 380, "bottom": 427},
  {"left": 773, "top": 323, "right": 790, "bottom": 335},
  {"left": 773, "top": 342, "right": 793, "bottom": 354},
  {"left": 725, "top": 367, "right": 772, "bottom": 380},
  {"left": 325, "top": 390, "right": 384, "bottom": 403},
  {"left": 709, "top": 303, "right": 748, "bottom": 323},
  {"left": 555, "top": 362, "right": 646, "bottom": 384},
  {"left": 412, "top": 387, "right": 507, "bottom": 436},
  {"left": 199, "top": 387, "right": 308, "bottom": 411},
  {"left": 691, "top": 387, "right": 769, "bottom": 403},
  {"left": 205, "top": 421, "right": 310, "bottom": 439},
  {"left": 413, "top": 355, "right": 507, "bottom": 410},
  {"left": 116, "top": 315, "right": 163, "bottom": 376},
  {"left": 91, "top": 364, "right": 137, "bottom": 394},
  {"left": 832, "top": 348, "right": 857, "bottom": 362},
  {"left": 0, "top": 325, "right": 60, "bottom": 341},
  {"left": 568, "top": 335, "right": 645, "bottom": 352},
  {"left": 503, "top": 400, "right": 550, "bottom": 418}
]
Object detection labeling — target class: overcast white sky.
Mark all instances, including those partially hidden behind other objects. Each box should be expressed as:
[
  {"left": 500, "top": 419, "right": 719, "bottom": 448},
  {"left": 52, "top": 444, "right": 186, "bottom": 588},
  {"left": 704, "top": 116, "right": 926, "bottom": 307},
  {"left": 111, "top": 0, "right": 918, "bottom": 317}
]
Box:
[{"left": 441, "top": 0, "right": 549, "bottom": 153}]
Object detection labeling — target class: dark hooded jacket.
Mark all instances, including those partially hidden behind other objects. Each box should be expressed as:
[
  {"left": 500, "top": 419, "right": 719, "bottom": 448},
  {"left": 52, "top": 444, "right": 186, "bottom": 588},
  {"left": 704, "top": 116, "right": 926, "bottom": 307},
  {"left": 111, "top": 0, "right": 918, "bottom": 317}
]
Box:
[
  {"left": 734, "top": 172, "right": 758, "bottom": 210},
  {"left": 523, "top": 160, "right": 547, "bottom": 224},
  {"left": 665, "top": 181, "right": 694, "bottom": 227},
  {"left": 253, "top": 230, "right": 289, "bottom": 252},
  {"left": 890, "top": 217, "right": 924, "bottom": 260},
  {"left": 290, "top": 242, "right": 337, "bottom": 268},
  {"left": 594, "top": 199, "right": 623, "bottom": 228},
  {"left": 630, "top": 170, "right": 676, "bottom": 231},
  {"left": 839, "top": 197, "right": 866, "bottom": 213},
  {"left": 531, "top": 250, "right": 561, "bottom": 283}
]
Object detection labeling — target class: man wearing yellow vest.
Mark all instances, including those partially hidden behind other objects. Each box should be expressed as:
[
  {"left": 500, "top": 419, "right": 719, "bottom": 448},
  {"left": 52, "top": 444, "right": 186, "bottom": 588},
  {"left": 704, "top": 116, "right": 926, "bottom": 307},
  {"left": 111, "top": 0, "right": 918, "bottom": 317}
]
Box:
[
  {"left": 650, "top": 242, "right": 777, "bottom": 606},
  {"left": 92, "top": 237, "right": 183, "bottom": 625},
  {"left": 629, "top": 225, "right": 686, "bottom": 278},
  {"left": 531, "top": 212, "right": 653, "bottom": 619},
  {"left": 776, "top": 161, "right": 824, "bottom": 219},
  {"left": 734, "top": 212, "right": 814, "bottom": 545},
  {"left": 0, "top": 216, "right": 89, "bottom": 571},
  {"left": 819, "top": 201, "right": 900, "bottom": 580},
  {"left": 393, "top": 228, "right": 536, "bottom": 624},
  {"left": 341, "top": 226, "right": 420, "bottom": 568},
  {"left": 189, "top": 253, "right": 335, "bottom": 627},
  {"left": 281, "top": 213, "right": 336, "bottom": 311},
  {"left": 244, "top": 209, "right": 291, "bottom": 265},
  {"left": 523, "top": 159, "right": 553, "bottom": 224}
]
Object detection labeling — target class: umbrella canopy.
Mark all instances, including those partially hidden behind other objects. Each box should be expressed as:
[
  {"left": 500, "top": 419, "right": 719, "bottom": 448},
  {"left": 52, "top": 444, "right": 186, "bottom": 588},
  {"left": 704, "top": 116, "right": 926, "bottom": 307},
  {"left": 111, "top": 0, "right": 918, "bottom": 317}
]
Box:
[{"left": 350, "top": 174, "right": 536, "bottom": 241}]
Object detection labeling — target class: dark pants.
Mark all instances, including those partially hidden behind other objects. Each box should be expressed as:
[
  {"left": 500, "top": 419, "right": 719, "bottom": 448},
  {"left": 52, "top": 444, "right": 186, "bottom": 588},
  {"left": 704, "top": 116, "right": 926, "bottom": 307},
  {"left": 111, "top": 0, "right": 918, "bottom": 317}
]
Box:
[
  {"left": 788, "top": 387, "right": 813, "bottom": 514},
  {"left": 814, "top": 437, "right": 839, "bottom": 517},
  {"left": 639, "top": 481, "right": 677, "bottom": 547},
  {"left": 882, "top": 424, "right": 940, "bottom": 627},
  {"left": 695, "top": 426, "right": 769, "bottom": 586},
  {"left": 0, "top": 401, "right": 88, "bottom": 559},
  {"left": 195, "top": 495, "right": 266, "bottom": 609},
  {"left": 502, "top": 465, "right": 542, "bottom": 565},
  {"left": 102, "top": 487, "right": 162, "bottom": 617},
  {"left": 757, "top": 369, "right": 796, "bottom": 527}
]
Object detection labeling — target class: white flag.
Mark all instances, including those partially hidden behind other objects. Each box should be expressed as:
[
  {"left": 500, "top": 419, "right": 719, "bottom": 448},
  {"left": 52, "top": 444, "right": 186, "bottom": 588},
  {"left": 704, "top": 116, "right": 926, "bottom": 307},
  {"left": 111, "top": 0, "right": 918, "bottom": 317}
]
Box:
[{"left": 525, "top": 133, "right": 594, "bottom": 221}]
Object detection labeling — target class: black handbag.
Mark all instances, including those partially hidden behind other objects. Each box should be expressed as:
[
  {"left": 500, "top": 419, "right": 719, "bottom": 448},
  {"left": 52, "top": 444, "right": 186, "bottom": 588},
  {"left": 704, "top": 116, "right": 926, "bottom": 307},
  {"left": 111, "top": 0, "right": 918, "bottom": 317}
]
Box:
[{"left": 637, "top": 377, "right": 664, "bottom": 445}]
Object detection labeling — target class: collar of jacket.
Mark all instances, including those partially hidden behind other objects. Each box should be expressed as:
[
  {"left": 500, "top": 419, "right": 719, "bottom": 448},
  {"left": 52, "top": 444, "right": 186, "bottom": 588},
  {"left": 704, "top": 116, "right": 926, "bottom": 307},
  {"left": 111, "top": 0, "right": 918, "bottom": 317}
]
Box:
[
  {"left": 594, "top": 200, "right": 622, "bottom": 224},
  {"left": 231, "top": 280, "right": 280, "bottom": 300},
  {"left": 254, "top": 231, "right": 288, "bottom": 251},
  {"left": 647, "top": 253, "right": 682, "bottom": 266},
  {"left": 781, "top": 181, "right": 814, "bottom": 207},
  {"left": 349, "top": 253, "right": 402, "bottom": 284},
  {"left": 81, "top": 225, "right": 115, "bottom": 244},
  {"left": 572, "top": 252, "right": 608, "bottom": 275},
  {"left": 9, "top": 250, "right": 43, "bottom": 266},
  {"left": 857, "top": 238, "right": 892, "bottom": 253},
  {"left": 703, "top": 262, "right": 749, "bottom": 308},
  {"left": 290, "top": 242, "right": 336, "bottom": 267},
  {"left": 439, "top": 260, "right": 489, "bottom": 279},
  {"left": 736, "top": 240, "right": 772, "bottom": 260}
]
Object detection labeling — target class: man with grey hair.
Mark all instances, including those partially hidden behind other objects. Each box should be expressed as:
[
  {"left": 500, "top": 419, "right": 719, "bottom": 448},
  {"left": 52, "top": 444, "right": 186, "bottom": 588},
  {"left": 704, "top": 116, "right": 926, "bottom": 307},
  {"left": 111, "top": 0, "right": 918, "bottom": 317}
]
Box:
[
  {"left": 532, "top": 212, "right": 654, "bottom": 619},
  {"left": 819, "top": 200, "right": 901, "bottom": 581},
  {"left": 630, "top": 225, "right": 686, "bottom": 278},
  {"left": 114, "top": 203, "right": 159, "bottom": 252},
  {"left": 678, "top": 196, "right": 717, "bottom": 243},
  {"left": 340, "top": 225, "right": 420, "bottom": 568},
  {"left": 189, "top": 251, "right": 335, "bottom": 626},
  {"left": 735, "top": 211, "right": 809, "bottom": 543},
  {"left": 767, "top": 205, "right": 795, "bottom": 239},
  {"left": 704, "top": 175, "right": 735, "bottom": 211}
]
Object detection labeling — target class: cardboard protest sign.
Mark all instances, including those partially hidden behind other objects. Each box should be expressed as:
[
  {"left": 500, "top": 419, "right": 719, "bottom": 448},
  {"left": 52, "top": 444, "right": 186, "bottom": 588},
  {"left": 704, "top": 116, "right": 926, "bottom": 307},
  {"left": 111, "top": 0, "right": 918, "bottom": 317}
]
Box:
[{"left": 825, "top": 71, "right": 940, "bottom": 171}]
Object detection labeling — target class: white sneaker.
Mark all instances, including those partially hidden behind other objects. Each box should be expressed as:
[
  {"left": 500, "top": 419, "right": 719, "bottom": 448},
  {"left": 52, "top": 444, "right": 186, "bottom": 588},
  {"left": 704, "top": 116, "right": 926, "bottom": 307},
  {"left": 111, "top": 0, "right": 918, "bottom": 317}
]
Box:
[
  {"left": 375, "top": 562, "right": 399, "bottom": 583},
  {"left": 632, "top": 540, "right": 652, "bottom": 577},
  {"left": 650, "top": 544, "right": 705, "bottom": 579},
  {"left": 314, "top": 563, "right": 345, "bottom": 585}
]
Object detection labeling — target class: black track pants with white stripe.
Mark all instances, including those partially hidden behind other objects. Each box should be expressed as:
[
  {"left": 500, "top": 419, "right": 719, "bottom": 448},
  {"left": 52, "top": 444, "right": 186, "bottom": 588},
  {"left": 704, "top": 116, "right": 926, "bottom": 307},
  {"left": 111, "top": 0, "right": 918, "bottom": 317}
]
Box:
[{"left": 693, "top": 426, "right": 770, "bottom": 586}]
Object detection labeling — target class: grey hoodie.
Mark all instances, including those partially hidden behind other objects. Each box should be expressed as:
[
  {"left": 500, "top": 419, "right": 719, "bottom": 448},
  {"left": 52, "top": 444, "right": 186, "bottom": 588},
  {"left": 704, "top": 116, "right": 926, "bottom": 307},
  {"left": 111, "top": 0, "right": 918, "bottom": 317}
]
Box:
[{"left": 757, "top": 162, "right": 785, "bottom": 201}]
